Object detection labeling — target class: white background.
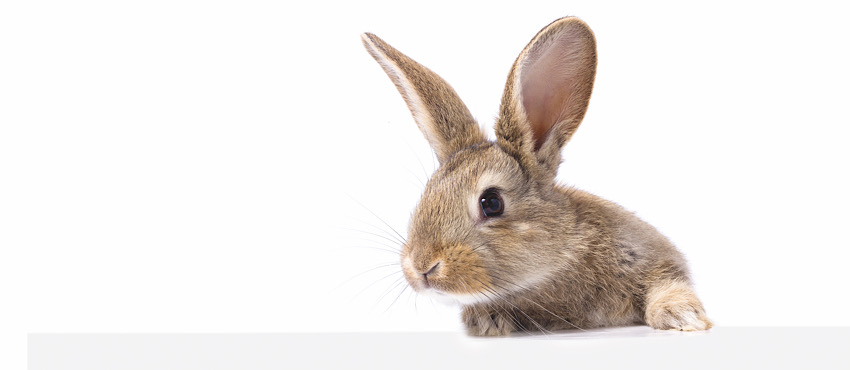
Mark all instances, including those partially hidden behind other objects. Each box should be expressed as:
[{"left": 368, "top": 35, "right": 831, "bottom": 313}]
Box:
[{"left": 2, "top": 0, "right": 849, "bottom": 367}]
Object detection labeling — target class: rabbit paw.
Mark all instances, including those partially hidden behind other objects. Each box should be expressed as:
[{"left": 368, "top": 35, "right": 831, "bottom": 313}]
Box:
[
  {"left": 461, "top": 306, "right": 515, "bottom": 336},
  {"left": 645, "top": 280, "right": 713, "bottom": 331},
  {"left": 646, "top": 303, "right": 712, "bottom": 331}
]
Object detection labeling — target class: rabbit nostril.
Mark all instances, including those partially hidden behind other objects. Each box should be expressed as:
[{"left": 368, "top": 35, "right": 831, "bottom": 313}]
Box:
[
  {"left": 424, "top": 262, "right": 440, "bottom": 277},
  {"left": 421, "top": 262, "right": 440, "bottom": 288}
]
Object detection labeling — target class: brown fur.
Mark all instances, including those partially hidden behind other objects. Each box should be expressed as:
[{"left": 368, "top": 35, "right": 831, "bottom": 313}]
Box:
[
  {"left": 363, "top": 17, "right": 711, "bottom": 335},
  {"left": 361, "top": 33, "right": 486, "bottom": 164}
]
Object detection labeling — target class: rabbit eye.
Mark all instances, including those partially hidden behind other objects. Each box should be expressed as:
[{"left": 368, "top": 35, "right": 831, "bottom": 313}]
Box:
[{"left": 479, "top": 189, "right": 504, "bottom": 218}]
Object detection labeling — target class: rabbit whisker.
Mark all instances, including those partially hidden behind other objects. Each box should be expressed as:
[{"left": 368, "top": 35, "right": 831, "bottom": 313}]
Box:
[
  {"left": 347, "top": 244, "right": 401, "bottom": 256},
  {"left": 373, "top": 275, "right": 407, "bottom": 311},
  {"left": 352, "top": 218, "right": 408, "bottom": 245},
  {"left": 344, "top": 228, "right": 404, "bottom": 251},
  {"left": 473, "top": 278, "right": 552, "bottom": 336},
  {"left": 408, "top": 285, "right": 418, "bottom": 310},
  {"left": 384, "top": 282, "right": 410, "bottom": 313},
  {"left": 481, "top": 293, "right": 534, "bottom": 336},
  {"left": 354, "top": 269, "right": 403, "bottom": 301},
  {"left": 337, "top": 262, "right": 400, "bottom": 291},
  {"left": 465, "top": 263, "right": 582, "bottom": 332},
  {"left": 482, "top": 268, "right": 585, "bottom": 331},
  {"left": 348, "top": 195, "right": 408, "bottom": 245},
  {"left": 393, "top": 123, "right": 434, "bottom": 185},
  {"left": 487, "top": 277, "right": 585, "bottom": 332},
  {"left": 466, "top": 285, "right": 528, "bottom": 335}
]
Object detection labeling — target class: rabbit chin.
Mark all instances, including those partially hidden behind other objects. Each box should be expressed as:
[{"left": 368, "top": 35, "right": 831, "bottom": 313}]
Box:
[{"left": 420, "top": 287, "right": 492, "bottom": 306}]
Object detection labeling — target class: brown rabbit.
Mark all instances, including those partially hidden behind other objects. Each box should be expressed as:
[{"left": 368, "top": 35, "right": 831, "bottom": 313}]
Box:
[{"left": 361, "top": 17, "right": 712, "bottom": 336}]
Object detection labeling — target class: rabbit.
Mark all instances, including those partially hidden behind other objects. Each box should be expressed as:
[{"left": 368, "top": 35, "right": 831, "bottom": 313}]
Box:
[{"left": 361, "top": 16, "right": 712, "bottom": 336}]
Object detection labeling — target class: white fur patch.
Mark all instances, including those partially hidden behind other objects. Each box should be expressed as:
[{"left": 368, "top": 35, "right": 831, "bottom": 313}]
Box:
[
  {"left": 423, "top": 289, "right": 493, "bottom": 306},
  {"left": 400, "top": 255, "right": 414, "bottom": 278}
]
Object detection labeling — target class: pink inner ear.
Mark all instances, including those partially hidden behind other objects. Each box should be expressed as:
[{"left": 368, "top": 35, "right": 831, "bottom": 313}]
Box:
[{"left": 520, "top": 30, "right": 587, "bottom": 150}]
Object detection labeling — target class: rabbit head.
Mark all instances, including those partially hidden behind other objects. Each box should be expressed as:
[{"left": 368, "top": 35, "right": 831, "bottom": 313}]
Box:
[{"left": 362, "top": 17, "right": 597, "bottom": 305}]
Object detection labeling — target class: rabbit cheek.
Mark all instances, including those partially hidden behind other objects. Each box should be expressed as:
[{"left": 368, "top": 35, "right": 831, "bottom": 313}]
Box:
[{"left": 439, "top": 243, "right": 493, "bottom": 299}]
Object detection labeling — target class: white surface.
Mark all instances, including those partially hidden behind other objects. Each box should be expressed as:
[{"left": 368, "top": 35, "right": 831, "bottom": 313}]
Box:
[
  {"left": 29, "top": 327, "right": 850, "bottom": 370},
  {"left": 3, "top": 0, "right": 850, "bottom": 369}
]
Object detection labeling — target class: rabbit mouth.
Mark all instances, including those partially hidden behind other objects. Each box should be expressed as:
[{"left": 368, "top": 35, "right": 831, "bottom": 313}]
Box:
[
  {"left": 401, "top": 245, "right": 495, "bottom": 300},
  {"left": 401, "top": 263, "right": 501, "bottom": 306}
]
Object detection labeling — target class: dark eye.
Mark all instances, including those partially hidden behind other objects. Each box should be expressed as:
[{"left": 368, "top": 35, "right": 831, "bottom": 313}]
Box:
[{"left": 479, "top": 189, "right": 504, "bottom": 218}]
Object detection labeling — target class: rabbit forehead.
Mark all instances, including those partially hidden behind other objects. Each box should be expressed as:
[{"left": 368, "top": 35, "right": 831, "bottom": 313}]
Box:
[
  {"left": 411, "top": 145, "right": 521, "bottom": 239},
  {"left": 425, "top": 144, "right": 520, "bottom": 206},
  {"left": 433, "top": 143, "right": 523, "bottom": 188}
]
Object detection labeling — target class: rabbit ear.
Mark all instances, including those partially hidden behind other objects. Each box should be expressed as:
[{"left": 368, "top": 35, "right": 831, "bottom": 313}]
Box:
[
  {"left": 495, "top": 17, "right": 597, "bottom": 181},
  {"left": 362, "top": 33, "right": 486, "bottom": 165}
]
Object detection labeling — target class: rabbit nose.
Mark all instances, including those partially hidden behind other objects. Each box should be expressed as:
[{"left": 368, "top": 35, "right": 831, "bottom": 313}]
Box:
[{"left": 421, "top": 262, "right": 440, "bottom": 288}]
